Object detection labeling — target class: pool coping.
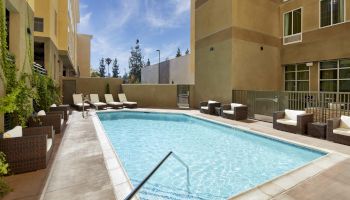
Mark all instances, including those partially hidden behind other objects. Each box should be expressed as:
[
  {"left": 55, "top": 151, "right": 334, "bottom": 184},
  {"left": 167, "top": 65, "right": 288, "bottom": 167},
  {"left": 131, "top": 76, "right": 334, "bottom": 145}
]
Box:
[{"left": 92, "top": 109, "right": 349, "bottom": 200}]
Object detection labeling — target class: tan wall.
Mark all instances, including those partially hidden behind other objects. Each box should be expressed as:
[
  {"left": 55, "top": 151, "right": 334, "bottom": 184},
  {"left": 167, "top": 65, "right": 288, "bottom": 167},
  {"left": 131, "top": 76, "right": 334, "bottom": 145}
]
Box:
[
  {"left": 122, "top": 85, "right": 178, "bottom": 108},
  {"left": 77, "top": 34, "right": 92, "bottom": 77}
]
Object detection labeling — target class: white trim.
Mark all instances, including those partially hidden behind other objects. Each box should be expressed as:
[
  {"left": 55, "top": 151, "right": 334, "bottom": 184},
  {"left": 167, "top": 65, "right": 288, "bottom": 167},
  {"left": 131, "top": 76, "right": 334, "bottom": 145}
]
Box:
[
  {"left": 319, "top": 0, "right": 347, "bottom": 29},
  {"left": 283, "top": 7, "right": 303, "bottom": 45}
]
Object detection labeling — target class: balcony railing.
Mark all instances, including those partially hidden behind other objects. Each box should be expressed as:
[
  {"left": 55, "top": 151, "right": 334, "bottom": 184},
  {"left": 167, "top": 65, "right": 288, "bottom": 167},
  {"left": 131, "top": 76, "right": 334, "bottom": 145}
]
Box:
[{"left": 33, "top": 62, "right": 47, "bottom": 75}]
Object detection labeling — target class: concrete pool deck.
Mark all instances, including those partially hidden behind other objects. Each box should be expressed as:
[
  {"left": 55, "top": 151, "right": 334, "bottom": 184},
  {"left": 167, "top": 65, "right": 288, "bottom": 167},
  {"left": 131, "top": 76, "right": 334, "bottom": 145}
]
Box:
[{"left": 5, "top": 108, "right": 350, "bottom": 200}]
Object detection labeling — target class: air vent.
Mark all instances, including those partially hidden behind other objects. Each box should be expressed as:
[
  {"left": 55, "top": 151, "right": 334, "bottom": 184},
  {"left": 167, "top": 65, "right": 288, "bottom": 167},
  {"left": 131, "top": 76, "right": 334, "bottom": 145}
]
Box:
[{"left": 284, "top": 34, "right": 302, "bottom": 45}]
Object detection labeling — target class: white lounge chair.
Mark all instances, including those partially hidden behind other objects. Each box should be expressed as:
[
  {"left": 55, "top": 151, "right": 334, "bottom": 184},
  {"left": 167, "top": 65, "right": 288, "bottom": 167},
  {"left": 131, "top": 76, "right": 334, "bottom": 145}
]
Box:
[
  {"left": 104, "top": 94, "right": 123, "bottom": 109},
  {"left": 90, "top": 94, "right": 107, "bottom": 110},
  {"left": 72, "top": 94, "right": 90, "bottom": 111},
  {"left": 118, "top": 93, "right": 137, "bottom": 108}
]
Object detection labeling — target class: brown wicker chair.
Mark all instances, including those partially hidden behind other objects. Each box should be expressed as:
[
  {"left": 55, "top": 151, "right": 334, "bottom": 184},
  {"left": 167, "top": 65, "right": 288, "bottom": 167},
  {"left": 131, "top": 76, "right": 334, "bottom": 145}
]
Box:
[
  {"left": 49, "top": 105, "right": 70, "bottom": 121},
  {"left": 0, "top": 126, "right": 54, "bottom": 174},
  {"left": 273, "top": 110, "right": 313, "bottom": 134},
  {"left": 28, "top": 111, "right": 65, "bottom": 134},
  {"left": 221, "top": 103, "right": 248, "bottom": 120},
  {"left": 327, "top": 117, "right": 350, "bottom": 146},
  {"left": 200, "top": 101, "right": 221, "bottom": 115}
]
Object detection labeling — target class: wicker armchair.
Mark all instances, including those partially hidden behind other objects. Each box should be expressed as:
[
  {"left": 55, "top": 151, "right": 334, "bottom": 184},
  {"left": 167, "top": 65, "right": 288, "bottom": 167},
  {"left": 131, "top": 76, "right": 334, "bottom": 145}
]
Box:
[
  {"left": 0, "top": 126, "right": 54, "bottom": 174},
  {"left": 327, "top": 116, "right": 350, "bottom": 145},
  {"left": 273, "top": 110, "right": 313, "bottom": 134},
  {"left": 49, "top": 105, "right": 70, "bottom": 121},
  {"left": 200, "top": 101, "right": 221, "bottom": 115},
  {"left": 221, "top": 103, "right": 248, "bottom": 120},
  {"left": 28, "top": 111, "right": 65, "bottom": 134}
]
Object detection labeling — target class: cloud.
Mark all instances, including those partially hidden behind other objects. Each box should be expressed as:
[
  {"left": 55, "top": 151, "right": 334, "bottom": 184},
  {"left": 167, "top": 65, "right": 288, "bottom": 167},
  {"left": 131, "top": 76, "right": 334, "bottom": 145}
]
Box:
[{"left": 79, "top": 12, "right": 92, "bottom": 33}]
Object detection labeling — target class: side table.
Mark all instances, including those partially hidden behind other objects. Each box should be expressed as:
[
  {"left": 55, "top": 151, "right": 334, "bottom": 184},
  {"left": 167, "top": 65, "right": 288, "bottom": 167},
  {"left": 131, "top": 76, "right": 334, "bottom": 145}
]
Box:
[
  {"left": 308, "top": 122, "right": 327, "bottom": 139},
  {"left": 214, "top": 107, "right": 222, "bottom": 116}
]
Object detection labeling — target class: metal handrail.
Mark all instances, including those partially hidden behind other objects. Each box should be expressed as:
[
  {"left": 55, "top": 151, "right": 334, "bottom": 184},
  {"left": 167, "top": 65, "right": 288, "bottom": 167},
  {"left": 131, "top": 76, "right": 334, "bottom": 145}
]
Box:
[{"left": 124, "top": 151, "right": 190, "bottom": 200}]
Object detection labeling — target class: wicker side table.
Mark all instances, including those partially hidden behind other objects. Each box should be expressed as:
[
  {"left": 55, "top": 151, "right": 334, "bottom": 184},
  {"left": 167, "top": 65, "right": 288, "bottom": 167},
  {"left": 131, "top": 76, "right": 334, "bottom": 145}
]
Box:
[
  {"left": 215, "top": 107, "right": 222, "bottom": 116},
  {"left": 308, "top": 122, "right": 327, "bottom": 139}
]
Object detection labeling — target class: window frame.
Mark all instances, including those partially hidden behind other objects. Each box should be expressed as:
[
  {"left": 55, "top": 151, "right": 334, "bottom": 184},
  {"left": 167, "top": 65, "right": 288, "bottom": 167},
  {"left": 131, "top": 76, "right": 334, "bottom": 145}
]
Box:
[
  {"left": 319, "top": 59, "right": 350, "bottom": 92},
  {"left": 319, "top": 0, "right": 347, "bottom": 28},
  {"left": 284, "top": 63, "right": 310, "bottom": 92},
  {"left": 283, "top": 7, "right": 303, "bottom": 45},
  {"left": 34, "top": 17, "right": 44, "bottom": 32}
]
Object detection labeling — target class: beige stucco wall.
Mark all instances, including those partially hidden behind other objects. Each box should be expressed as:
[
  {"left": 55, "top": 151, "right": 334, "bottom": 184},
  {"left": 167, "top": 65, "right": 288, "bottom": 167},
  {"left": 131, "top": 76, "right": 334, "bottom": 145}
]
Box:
[
  {"left": 77, "top": 34, "right": 92, "bottom": 77},
  {"left": 122, "top": 85, "right": 178, "bottom": 108}
]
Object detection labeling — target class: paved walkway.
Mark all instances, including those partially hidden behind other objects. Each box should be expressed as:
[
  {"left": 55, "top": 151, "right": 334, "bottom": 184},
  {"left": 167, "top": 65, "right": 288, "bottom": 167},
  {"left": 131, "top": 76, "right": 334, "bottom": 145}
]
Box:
[{"left": 41, "top": 111, "right": 115, "bottom": 200}]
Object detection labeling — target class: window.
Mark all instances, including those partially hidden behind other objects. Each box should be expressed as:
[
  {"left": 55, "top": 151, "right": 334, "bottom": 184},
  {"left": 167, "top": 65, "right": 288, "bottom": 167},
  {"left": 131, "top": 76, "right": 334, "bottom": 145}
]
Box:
[
  {"left": 34, "top": 17, "right": 44, "bottom": 32},
  {"left": 285, "top": 64, "right": 309, "bottom": 91},
  {"left": 283, "top": 8, "right": 302, "bottom": 44},
  {"left": 320, "top": 0, "right": 345, "bottom": 27},
  {"left": 320, "top": 59, "right": 350, "bottom": 92}
]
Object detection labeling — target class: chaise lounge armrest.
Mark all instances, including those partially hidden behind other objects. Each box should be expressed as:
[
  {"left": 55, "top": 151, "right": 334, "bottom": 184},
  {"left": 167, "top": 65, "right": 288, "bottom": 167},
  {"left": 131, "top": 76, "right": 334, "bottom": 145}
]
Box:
[
  {"left": 273, "top": 111, "right": 285, "bottom": 120},
  {"left": 222, "top": 104, "right": 231, "bottom": 110}
]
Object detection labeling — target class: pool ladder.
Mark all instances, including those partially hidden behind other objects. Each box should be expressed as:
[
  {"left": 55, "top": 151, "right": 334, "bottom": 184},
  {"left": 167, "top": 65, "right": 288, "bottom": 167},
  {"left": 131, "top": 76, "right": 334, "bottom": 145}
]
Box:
[{"left": 124, "top": 151, "right": 191, "bottom": 200}]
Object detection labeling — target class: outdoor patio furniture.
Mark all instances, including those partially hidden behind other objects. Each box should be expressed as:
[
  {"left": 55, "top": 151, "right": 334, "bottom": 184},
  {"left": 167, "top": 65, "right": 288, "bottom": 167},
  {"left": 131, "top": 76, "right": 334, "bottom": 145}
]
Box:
[
  {"left": 273, "top": 109, "right": 313, "bottom": 134},
  {"left": 308, "top": 122, "right": 327, "bottom": 139},
  {"left": 49, "top": 104, "right": 70, "bottom": 121},
  {"left": 28, "top": 110, "right": 65, "bottom": 134},
  {"left": 221, "top": 103, "right": 248, "bottom": 120},
  {"left": 327, "top": 115, "right": 350, "bottom": 145},
  {"left": 105, "top": 94, "right": 123, "bottom": 109},
  {"left": 72, "top": 94, "right": 90, "bottom": 111},
  {"left": 118, "top": 93, "right": 138, "bottom": 108},
  {"left": 90, "top": 94, "right": 107, "bottom": 110},
  {"left": 0, "top": 126, "right": 54, "bottom": 174},
  {"left": 200, "top": 100, "right": 221, "bottom": 115}
]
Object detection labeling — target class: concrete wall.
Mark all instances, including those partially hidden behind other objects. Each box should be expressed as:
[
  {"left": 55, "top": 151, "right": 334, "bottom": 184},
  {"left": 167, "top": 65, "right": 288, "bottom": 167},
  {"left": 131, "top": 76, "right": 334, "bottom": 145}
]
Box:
[
  {"left": 122, "top": 84, "right": 178, "bottom": 108},
  {"left": 77, "top": 34, "right": 92, "bottom": 77},
  {"left": 141, "top": 65, "right": 159, "bottom": 84}
]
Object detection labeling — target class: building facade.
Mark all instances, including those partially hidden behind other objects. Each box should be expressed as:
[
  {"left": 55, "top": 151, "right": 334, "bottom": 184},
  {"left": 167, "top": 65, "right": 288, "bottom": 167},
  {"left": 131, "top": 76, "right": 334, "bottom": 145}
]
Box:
[
  {"left": 77, "top": 33, "right": 92, "bottom": 77},
  {"left": 192, "top": 0, "right": 350, "bottom": 104}
]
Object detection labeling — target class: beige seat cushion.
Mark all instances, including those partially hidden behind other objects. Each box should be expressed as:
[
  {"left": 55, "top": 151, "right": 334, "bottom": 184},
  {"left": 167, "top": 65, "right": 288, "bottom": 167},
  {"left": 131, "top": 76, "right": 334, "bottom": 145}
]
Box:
[
  {"left": 285, "top": 109, "right": 306, "bottom": 121},
  {"left": 230, "top": 103, "right": 242, "bottom": 110},
  {"left": 93, "top": 102, "right": 107, "bottom": 106},
  {"left": 47, "top": 138, "right": 53, "bottom": 152},
  {"left": 3, "top": 126, "right": 23, "bottom": 138},
  {"left": 208, "top": 100, "right": 217, "bottom": 104},
  {"left": 223, "top": 110, "right": 234, "bottom": 115},
  {"left": 333, "top": 128, "right": 350, "bottom": 137},
  {"left": 73, "top": 94, "right": 83, "bottom": 104},
  {"left": 340, "top": 115, "right": 350, "bottom": 129},
  {"left": 76, "top": 103, "right": 89, "bottom": 107},
  {"left": 108, "top": 102, "right": 123, "bottom": 106},
  {"left": 124, "top": 101, "right": 137, "bottom": 105},
  {"left": 37, "top": 110, "right": 46, "bottom": 116},
  {"left": 277, "top": 119, "right": 297, "bottom": 126},
  {"left": 61, "top": 119, "right": 64, "bottom": 126},
  {"left": 105, "top": 94, "right": 114, "bottom": 103},
  {"left": 201, "top": 106, "right": 208, "bottom": 110}
]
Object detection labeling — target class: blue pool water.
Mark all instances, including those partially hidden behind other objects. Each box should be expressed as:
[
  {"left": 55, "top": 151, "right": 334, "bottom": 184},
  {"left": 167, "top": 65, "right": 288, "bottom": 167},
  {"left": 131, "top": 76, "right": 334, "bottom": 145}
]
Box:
[{"left": 97, "top": 111, "right": 326, "bottom": 200}]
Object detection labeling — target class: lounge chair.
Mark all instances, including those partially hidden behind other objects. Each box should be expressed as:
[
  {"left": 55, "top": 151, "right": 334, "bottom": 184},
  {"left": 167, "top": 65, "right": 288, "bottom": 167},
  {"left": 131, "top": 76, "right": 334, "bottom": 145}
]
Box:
[
  {"left": 72, "top": 93, "right": 90, "bottom": 111},
  {"left": 105, "top": 94, "right": 123, "bottom": 109},
  {"left": 327, "top": 115, "right": 350, "bottom": 145},
  {"left": 221, "top": 103, "right": 248, "bottom": 120},
  {"left": 200, "top": 100, "right": 221, "bottom": 115},
  {"left": 0, "top": 126, "right": 54, "bottom": 174},
  {"left": 90, "top": 94, "right": 107, "bottom": 110},
  {"left": 28, "top": 110, "right": 65, "bottom": 134},
  {"left": 273, "top": 109, "right": 313, "bottom": 134},
  {"left": 49, "top": 104, "right": 70, "bottom": 121},
  {"left": 118, "top": 93, "right": 137, "bottom": 108}
]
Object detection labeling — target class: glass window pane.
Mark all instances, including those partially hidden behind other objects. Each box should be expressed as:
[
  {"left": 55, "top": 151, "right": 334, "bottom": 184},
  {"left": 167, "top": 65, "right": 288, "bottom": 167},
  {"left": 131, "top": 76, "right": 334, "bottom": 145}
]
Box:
[
  {"left": 320, "top": 0, "right": 332, "bottom": 27},
  {"left": 333, "top": 0, "right": 345, "bottom": 24},
  {"left": 293, "top": 9, "right": 302, "bottom": 34},
  {"left": 298, "top": 71, "right": 309, "bottom": 80},
  {"left": 340, "top": 69, "right": 350, "bottom": 79},
  {"left": 320, "top": 70, "right": 337, "bottom": 79},
  {"left": 340, "top": 59, "right": 350, "bottom": 68},
  {"left": 284, "top": 12, "right": 293, "bottom": 36},
  {"left": 285, "top": 65, "right": 295, "bottom": 72},
  {"left": 285, "top": 72, "right": 296, "bottom": 80},
  {"left": 285, "top": 81, "right": 296, "bottom": 91},
  {"left": 320, "top": 60, "right": 337, "bottom": 69},
  {"left": 297, "top": 63, "right": 308, "bottom": 71},
  {"left": 320, "top": 80, "right": 337, "bottom": 92},
  {"left": 339, "top": 80, "right": 350, "bottom": 92},
  {"left": 297, "top": 81, "right": 309, "bottom": 91}
]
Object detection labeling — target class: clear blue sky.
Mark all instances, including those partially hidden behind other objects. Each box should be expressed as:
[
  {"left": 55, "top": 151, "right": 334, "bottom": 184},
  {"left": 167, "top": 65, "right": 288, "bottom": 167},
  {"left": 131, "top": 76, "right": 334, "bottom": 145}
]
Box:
[{"left": 78, "top": 0, "right": 191, "bottom": 75}]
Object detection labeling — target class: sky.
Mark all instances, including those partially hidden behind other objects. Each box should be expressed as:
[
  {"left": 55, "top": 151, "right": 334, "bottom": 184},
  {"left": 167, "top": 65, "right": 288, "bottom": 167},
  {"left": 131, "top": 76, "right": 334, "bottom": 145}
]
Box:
[{"left": 78, "top": 0, "right": 191, "bottom": 75}]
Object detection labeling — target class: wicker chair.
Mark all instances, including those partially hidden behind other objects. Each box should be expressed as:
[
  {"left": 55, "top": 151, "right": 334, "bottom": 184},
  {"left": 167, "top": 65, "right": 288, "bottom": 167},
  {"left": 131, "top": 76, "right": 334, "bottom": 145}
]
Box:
[
  {"left": 0, "top": 126, "right": 55, "bottom": 174},
  {"left": 327, "top": 116, "right": 350, "bottom": 145},
  {"left": 28, "top": 111, "right": 65, "bottom": 134},
  {"left": 200, "top": 101, "right": 221, "bottom": 115},
  {"left": 49, "top": 105, "right": 70, "bottom": 121},
  {"left": 273, "top": 109, "right": 313, "bottom": 134},
  {"left": 221, "top": 103, "right": 248, "bottom": 120}
]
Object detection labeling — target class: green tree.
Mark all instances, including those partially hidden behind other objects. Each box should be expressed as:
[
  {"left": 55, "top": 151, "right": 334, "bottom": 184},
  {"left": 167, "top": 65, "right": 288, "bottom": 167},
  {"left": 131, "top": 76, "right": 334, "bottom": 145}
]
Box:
[
  {"left": 185, "top": 49, "right": 189, "bottom": 55},
  {"left": 105, "top": 57, "right": 112, "bottom": 77},
  {"left": 99, "top": 58, "right": 106, "bottom": 77},
  {"left": 176, "top": 48, "right": 182, "bottom": 57},
  {"left": 122, "top": 72, "right": 129, "bottom": 84},
  {"left": 91, "top": 71, "right": 100, "bottom": 77},
  {"left": 128, "top": 39, "right": 144, "bottom": 83},
  {"left": 112, "top": 58, "right": 120, "bottom": 78}
]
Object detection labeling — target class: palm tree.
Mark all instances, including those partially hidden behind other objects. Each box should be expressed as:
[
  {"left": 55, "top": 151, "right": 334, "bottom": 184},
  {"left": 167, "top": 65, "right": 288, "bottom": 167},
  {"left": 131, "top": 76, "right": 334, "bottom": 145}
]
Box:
[{"left": 105, "top": 57, "right": 112, "bottom": 77}]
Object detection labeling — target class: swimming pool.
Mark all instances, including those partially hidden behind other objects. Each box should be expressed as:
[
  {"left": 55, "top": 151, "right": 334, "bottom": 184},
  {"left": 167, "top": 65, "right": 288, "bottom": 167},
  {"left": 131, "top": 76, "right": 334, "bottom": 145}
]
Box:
[{"left": 97, "top": 111, "right": 326, "bottom": 200}]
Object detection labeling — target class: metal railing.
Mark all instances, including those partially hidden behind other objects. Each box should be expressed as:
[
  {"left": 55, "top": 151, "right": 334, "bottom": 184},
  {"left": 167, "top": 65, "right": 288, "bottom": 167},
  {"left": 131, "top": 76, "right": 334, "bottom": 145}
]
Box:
[
  {"left": 232, "top": 90, "right": 350, "bottom": 123},
  {"left": 33, "top": 62, "right": 48, "bottom": 75},
  {"left": 124, "top": 151, "right": 190, "bottom": 200}
]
